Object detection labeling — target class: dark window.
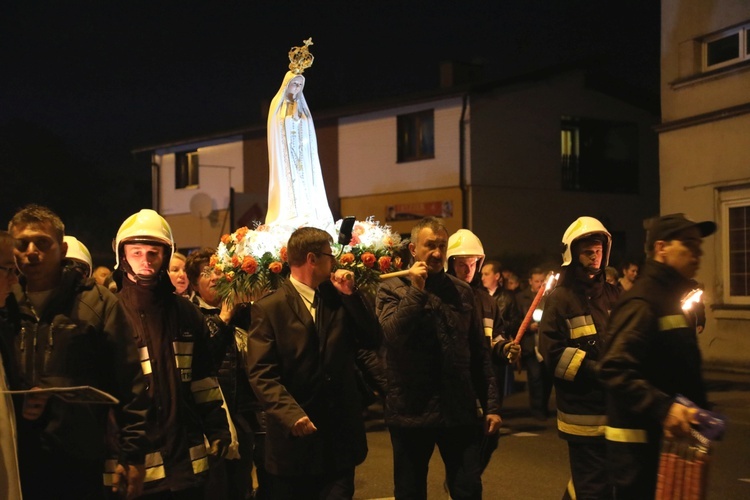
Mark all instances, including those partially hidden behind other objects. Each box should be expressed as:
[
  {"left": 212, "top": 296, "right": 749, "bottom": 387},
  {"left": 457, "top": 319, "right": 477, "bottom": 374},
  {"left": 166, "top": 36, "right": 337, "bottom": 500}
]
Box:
[
  {"left": 175, "top": 151, "right": 199, "bottom": 189},
  {"left": 728, "top": 205, "right": 750, "bottom": 297},
  {"left": 560, "top": 117, "right": 639, "bottom": 193},
  {"left": 703, "top": 24, "right": 750, "bottom": 70},
  {"left": 397, "top": 110, "right": 434, "bottom": 163},
  {"left": 706, "top": 32, "right": 740, "bottom": 67}
]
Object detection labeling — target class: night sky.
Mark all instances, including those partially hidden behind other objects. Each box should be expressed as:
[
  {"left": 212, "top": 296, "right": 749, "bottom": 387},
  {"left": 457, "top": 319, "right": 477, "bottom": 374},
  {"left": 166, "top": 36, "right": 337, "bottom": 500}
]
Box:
[{"left": 0, "top": 0, "right": 660, "bottom": 261}]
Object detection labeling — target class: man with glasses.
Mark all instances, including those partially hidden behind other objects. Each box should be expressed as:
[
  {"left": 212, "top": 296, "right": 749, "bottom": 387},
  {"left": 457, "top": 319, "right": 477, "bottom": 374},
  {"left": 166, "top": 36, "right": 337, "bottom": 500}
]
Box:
[
  {"left": 246, "top": 226, "right": 381, "bottom": 498},
  {"left": 599, "top": 214, "right": 716, "bottom": 498},
  {"left": 7, "top": 204, "right": 148, "bottom": 499}
]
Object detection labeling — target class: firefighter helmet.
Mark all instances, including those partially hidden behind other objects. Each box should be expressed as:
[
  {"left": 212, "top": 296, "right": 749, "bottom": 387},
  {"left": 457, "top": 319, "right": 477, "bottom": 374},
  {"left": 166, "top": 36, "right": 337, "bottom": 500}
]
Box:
[
  {"left": 63, "top": 235, "right": 92, "bottom": 278},
  {"left": 114, "top": 209, "right": 174, "bottom": 271},
  {"left": 445, "top": 229, "right": 485, "bottom": 272},
  {"left": 561, "top": 216, "right": 611, "bottom": 268}
]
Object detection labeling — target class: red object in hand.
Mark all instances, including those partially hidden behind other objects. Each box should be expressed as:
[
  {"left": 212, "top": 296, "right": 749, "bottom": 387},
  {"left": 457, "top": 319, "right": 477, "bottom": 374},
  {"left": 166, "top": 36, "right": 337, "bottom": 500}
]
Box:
[{"left": 514, "top": 273, "right": 558, "bottom": 345}]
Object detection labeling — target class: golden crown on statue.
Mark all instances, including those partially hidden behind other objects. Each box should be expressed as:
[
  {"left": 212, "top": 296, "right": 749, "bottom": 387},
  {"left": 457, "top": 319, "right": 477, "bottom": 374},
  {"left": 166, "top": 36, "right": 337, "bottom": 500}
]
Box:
[{"left": 288, "top": 37, "right": 314, "bottom": 74}]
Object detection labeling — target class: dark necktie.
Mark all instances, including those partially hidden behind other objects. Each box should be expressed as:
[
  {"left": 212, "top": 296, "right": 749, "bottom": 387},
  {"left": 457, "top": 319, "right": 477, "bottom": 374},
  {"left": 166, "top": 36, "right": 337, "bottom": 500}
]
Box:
[{"left": 313, "top": 291, "right": 322, "bottom": 333}]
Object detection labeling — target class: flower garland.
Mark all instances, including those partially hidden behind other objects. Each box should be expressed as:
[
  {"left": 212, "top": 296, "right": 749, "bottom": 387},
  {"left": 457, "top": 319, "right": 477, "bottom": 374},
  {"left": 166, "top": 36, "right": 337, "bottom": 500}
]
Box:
[{"left": 212, "top": 217, "right": 403, "bottom": 304}]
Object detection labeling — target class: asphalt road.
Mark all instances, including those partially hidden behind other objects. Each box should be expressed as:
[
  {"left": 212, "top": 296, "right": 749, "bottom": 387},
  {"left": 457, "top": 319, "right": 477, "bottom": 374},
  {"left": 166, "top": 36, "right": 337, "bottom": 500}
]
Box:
[{"left": 352, "top": 370, "right": 750, "bottom": 499}]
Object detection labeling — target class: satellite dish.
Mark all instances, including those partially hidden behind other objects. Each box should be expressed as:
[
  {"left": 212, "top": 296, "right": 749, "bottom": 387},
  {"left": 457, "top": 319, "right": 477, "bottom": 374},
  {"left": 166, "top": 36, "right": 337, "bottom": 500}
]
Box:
[{"left": 189, "top": 193, "right": 213, "bottom": 218}]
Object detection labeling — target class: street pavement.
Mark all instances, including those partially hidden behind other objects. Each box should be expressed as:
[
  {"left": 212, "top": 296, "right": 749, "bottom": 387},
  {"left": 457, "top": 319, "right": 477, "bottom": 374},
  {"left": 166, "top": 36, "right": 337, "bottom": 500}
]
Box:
[{"left": 352, "top": 369, "right": 750, "bottom": 499}]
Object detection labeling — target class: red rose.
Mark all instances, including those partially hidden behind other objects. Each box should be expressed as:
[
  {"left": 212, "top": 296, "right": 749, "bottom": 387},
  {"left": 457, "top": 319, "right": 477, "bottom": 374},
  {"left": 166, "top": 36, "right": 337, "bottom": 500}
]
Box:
[
  {"left": 221, "top": 234, "right": 231, "bottom": 245},
  {"left": 235, "top": 226, "right": 249, "bottom": 242},
  {"left": 241, "top": 256, "right": 258, "bottom": 274},
  {"left": 340, "top": 253, "right": 355, "bottom": 265},
  {"left": 378, "top": 256, "right": 392, "bottom": 272},
  {"left": 231, "top": 255, "right": 241, "bottom": 268},
  {"left": 268, "top": 261, "right": 283, "bottom": 274},
  {"left": 393, "top": 256, "right": 403, "bottom": 269},
  {"left": 279, "top": 246, "right": 288, "bottom": 262},
  {"left": 361, "top": 252, "right": 376, "bottom": 268}
]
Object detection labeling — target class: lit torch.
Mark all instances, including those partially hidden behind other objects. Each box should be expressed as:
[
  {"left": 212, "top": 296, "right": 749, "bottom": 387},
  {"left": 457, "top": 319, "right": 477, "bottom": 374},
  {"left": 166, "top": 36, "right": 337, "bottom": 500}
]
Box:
[
  {"left": 513, "top": 272, "right": 559, "bottom": 348},
  {"left": 681, "top": 288, "right": 703, "bottom": 312}
]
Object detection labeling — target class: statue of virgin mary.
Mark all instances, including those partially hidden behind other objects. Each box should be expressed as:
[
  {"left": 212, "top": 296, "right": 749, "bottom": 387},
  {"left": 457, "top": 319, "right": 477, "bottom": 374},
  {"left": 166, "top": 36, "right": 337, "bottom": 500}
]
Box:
[{"left": 265, "top": 39, "right": 335, "bottom": 234}]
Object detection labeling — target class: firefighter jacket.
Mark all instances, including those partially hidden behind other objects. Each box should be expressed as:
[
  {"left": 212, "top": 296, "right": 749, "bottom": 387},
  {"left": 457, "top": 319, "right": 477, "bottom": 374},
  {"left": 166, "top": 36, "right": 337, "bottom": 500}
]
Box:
[
  {"left": 539, "top": 266, "right": 619, "bottom": 442},
  {"left": 598, "top": 260, "right": 707, "bottom": 456},
  {"left": 376, "top": 272, "right": 500, "bottom": 427},
  {"left": 11, "top": 268, "right": 148, "bottom": 464},
  {"left": 112, "top": 277, "right": 230, "bottom": 493}
]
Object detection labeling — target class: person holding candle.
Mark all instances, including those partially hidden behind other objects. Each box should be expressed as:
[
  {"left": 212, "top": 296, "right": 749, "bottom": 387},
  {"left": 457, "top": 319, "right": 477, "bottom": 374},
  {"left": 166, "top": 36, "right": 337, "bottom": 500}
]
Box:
[{"left": 538, "top": 216, "right": 620, "bottom": 499}]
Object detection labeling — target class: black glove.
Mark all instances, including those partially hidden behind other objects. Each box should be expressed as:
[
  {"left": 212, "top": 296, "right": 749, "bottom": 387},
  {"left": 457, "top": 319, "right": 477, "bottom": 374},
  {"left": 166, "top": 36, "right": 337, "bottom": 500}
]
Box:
[{"left": 208, "top": 438, "right": 229, "bottom": 458}]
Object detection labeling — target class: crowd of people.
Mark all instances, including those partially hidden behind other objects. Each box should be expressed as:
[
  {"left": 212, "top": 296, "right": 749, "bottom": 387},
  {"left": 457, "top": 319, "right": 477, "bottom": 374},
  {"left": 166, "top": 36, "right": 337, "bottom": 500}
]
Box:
[{"left": 0, "top": 203, "right": 716, "bottom": 500}]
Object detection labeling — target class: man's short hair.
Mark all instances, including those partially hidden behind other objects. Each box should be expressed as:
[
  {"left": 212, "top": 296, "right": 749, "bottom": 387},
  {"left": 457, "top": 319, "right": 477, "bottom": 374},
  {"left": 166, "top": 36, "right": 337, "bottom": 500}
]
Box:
[
  {"left": 184, "top": 248, "right": 215, "bottom": 287},
  {"left": 619, "top": 259, "right": 638, "bottom": 273},
  {"left": 483, "top": 259, "right": 502, "bottom": 275},
  {"left": 287, "top": 227, "right": 333, "bottom": 267},
  {"left": 528, "top": 266, "right": 545, "bottom": 279},
  {"left": 8, "top": 204, "right": 65, "bottom": 243},
  {"left": 605, "top": 266, "right": 619, "bottom": 280},
  {"left": 410, "top": 217, "right": 447, "bottom": 244}
]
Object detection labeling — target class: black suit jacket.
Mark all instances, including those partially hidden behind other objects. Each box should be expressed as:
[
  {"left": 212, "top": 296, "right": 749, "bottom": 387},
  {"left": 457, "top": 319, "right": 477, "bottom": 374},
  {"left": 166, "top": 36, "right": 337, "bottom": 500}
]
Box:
[{"left": 246, "top": 278, "right": 380, "bottom": 476}]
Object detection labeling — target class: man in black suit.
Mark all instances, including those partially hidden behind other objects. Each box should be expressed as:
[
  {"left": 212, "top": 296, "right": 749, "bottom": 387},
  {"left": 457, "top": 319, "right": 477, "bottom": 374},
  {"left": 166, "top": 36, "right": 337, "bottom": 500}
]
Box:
[{"left": 246, "top": 227, "right": 381, "bottom": 499}]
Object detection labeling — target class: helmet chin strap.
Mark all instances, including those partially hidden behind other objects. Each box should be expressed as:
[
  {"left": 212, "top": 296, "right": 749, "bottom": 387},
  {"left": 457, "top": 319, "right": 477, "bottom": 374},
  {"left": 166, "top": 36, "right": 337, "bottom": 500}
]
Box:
[
  {"left": 121, "top": 259, "right": 162, "bottom": 287},
  {"left": 586, "top": 266, "right": 603, "bottom": 277}
]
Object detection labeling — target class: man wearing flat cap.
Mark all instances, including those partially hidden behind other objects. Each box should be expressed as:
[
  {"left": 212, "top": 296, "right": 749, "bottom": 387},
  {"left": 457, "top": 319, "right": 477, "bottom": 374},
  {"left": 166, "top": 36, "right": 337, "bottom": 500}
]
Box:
[{"left": 598, "top": 213, "right": 716, "bottom": 498}]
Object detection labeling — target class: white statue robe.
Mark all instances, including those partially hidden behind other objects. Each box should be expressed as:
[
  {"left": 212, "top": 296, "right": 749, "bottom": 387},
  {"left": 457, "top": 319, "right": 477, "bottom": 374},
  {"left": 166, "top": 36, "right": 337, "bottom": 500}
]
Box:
[{"left": 265, "top": 71, "right": 334, "bottom": 234}]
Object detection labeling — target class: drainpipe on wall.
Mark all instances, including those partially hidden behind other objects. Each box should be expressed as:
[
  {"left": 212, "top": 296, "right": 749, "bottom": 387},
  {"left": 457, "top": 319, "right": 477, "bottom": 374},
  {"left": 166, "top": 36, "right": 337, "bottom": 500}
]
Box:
[
  {"left": 151, "top": 159, "right": 160, "bottom": 211},
  {"left": 459, "top": 93, "right": 469, "bottom": 229}
]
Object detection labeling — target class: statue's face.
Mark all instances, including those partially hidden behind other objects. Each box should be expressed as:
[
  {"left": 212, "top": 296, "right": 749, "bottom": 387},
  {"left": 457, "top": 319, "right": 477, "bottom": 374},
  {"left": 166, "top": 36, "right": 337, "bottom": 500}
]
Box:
[{"left": 286, "top": 76, "right": 305, "bottom": 100}]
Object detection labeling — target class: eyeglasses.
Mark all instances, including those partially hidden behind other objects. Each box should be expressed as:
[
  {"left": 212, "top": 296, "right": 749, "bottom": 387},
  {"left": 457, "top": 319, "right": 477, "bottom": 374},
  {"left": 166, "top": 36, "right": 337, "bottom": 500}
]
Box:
[
  {"left": 200, "top": 266, "right": 220, "bottom": 278},
  {"left": 0, "top": 265, "right": 20, "bottom": 278},
  {"left": 316, "top": 252, "right": 338, "bottom": 270}
]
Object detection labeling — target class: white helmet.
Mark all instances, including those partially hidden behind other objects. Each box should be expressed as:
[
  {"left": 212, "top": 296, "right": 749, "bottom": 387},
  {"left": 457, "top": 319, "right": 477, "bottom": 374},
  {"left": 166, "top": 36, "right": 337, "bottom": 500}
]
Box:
[
  {"left": 561, "top": 216, "right": 611, "bottom": 268},
  {"left": 445, "top": 229, "right": 485, "bottom": 272},
  {"left": 114, "top": 209, "right": 174, "bottom": 271},
  {"left": 63, "top": 235, "right": 92, "bottom": 278}
]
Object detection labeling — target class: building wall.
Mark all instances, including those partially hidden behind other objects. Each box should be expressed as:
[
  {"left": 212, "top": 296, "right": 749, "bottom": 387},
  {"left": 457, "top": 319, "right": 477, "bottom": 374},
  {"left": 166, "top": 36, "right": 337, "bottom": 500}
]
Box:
[
  {"left": 660, "top": 0, "right": 750, "bottom": 370},
  {"left": 340, "top": 187, "right": 463, "bottom": 238},
  {"left": 156, "top": 138, "right": 243, "bottom": 249},
  {"left": 469, "top": 71, "right": 659, "bottom": 262},
  {"left": 662, "top": 0, "right": 750, "bottom": 121},
  {"left": 338, "top": 98, "right": 465, "bottom": 197}
]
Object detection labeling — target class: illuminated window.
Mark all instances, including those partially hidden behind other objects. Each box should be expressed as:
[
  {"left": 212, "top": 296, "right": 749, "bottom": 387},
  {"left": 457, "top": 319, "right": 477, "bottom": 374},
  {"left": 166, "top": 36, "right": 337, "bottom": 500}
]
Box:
[
  {"left": 175, "top": 151, "right": 199, "bottom": 189},
  {"left": 721, "top": 186, "right": 750, "bottom": 304},
  {"left": 703, "top": 23, "right": 750, "bottom": 71},
  {"left": 397, "top": 110, "right": 434, "bottom": 163},
  {"left": 560, "top": 116, "right": 638, "bottom": 193}
]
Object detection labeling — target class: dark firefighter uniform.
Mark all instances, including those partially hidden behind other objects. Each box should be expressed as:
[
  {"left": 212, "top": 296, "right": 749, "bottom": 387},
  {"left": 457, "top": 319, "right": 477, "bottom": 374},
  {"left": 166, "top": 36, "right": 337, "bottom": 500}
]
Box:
[
  {"left": 539, "top": 265, "right": 619, "bottom": 499},
  {"left": 108, "top": 278, "right": 230, "bottom": 495},
  {"left": 598, "top": 259, "right": 708, "bottom": 499}
]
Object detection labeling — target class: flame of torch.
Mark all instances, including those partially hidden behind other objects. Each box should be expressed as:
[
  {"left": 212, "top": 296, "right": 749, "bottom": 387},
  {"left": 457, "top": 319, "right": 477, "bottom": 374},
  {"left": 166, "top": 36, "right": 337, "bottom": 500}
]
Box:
[
  {"left": 681, "top": 288, "right": 703, "bottom": 312},
  {"left": 513, "top": 272, "right": 559, "bottom": 347}
]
